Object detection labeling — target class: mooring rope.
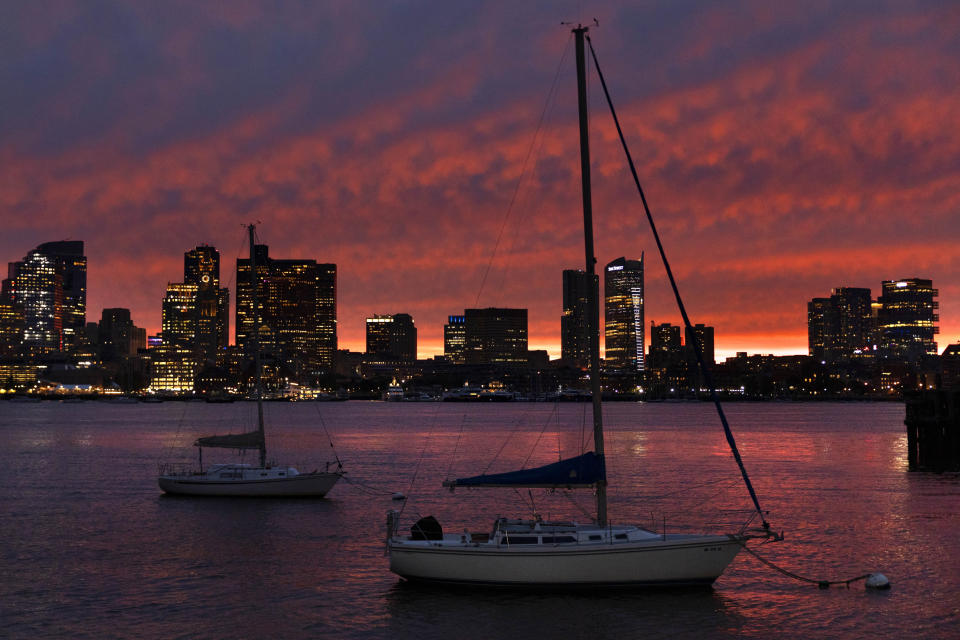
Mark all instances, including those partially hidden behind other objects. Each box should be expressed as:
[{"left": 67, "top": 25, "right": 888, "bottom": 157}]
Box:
[{"left": 739, "top": 541, "right": 873, "bottom": 588}]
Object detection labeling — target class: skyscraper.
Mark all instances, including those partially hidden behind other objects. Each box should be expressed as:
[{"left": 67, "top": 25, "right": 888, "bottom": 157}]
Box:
[
  {"left": 99, "top": 308, "right": 135, "bottom": 362},
  {"left": 236, "top": 244, "right": 337, "bottom": 375},
  {"left": 184, "top": 245, "right": 230, "bottom": 361},
  {"left": 878, "top": 278, "right": 938, "bottom": 362},
  {"left": 3, "top": 241, "right": 86, "bottom": 355},
  {"left": 685, "top": 323, "right": 715, "bottom": 366},
  {"left": 366, "top": 313, "right": 417, "bottom": 363},
  {"left": 444, "top": 315, "right": 466, "bottom": 364},
  {"left": 604, "top": 255, "right": 644, "bottom": 372},
  {"left": 464, "top": 308, "right": 528, "bottom": 364},
  {"left": 561, "top": 269, "right": 595, "bottom": 368},
  {"left": 808, "top": 287, "right": 875, "bottom": 362}
]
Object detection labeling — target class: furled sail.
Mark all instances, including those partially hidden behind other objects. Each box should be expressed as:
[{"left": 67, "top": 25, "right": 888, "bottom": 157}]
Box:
[
  {"left": 443, "top": 452, "right": 605, "bottom": 488},
  {"left": 194, "top": 431, "right": 264, "bottom": 450}
]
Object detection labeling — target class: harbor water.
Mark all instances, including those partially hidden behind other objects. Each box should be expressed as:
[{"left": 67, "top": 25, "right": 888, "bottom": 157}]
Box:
[{"left": 1, "top": 400, "right": 957, "bottom": 639}]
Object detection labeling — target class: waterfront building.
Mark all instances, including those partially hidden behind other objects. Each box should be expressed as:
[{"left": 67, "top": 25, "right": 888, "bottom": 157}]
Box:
[
  {"left": 161, "top": 282, "right": 199, "bottom": 350},
  {"left": 464, "top": 308, "right": 528, "bottom": 364},
  {"left": 3, "top": 241, "right": 86, "bottom": 355},
  {"left": 604, "top": 256, "right": 644, "bottom": 372},
  {"left": 561, "top": 269, "right": 595, "bottom": 369},
  {"left": 878, "top": 278, "right": 938, "bottom": 362},
  {"left": 808, "top": 287, "right": 874, "bottom": 362},
  {"left": 99, "top": 308, "right": 135, "bottom": 362},
  {"left": 443, "top": 315, "right": 467, "bottom": 364},
  {"left": 236, "top": 244, "right": 337, "bottom": 375},
  {"left": 648, "top": 322, "right": 682, "bottom": 368},
  {"left": 685, "top": 323, "right": 715, "bottom": 366},
  {"left": 184, "top": 245, "right": 229, "bottom": 361},
  {"left": 0, "top": 297, "right": 24, "bottom": 357},
  {"left": 366, "top": 313, "right": 417, "bottom": 363},
  {"left": 149, "top": 343, "right": 196, "bottom": 393}
]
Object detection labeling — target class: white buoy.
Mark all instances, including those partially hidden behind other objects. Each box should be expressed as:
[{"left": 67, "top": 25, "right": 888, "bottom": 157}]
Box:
[
  {"left": 865, "top": 573, "right": 890, "bottom": 590},
  {"left": 391, "top": 492, "right": 406, "bottom": 501}
]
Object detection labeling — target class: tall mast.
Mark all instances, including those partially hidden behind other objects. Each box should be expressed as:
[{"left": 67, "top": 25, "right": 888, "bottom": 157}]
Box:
[
  {"left": 248, "top": 223, "right": 266, "bottom": 468},
  {"left": 573, "top": 24, "right": 607, "bottom": 526}
]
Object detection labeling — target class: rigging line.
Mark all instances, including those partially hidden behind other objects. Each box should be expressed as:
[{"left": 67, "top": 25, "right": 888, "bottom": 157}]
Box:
[
  {"left": 586, "top": 36, "right": 769, "bottom": 531},
  {"left": 480, "top": 412, "right": 529, "bottom": 475},
  {"left": 445, "top": 414, "right": 467, "bottom": 481},
  {"left": 475, "top": 37, "right": 572, "bottom": 306},
  {"left": 521, "top": 401, "right": 559, "bottom": 468},
  {"left": 312, "top": 403, "right": 343, "bottom": 470}
]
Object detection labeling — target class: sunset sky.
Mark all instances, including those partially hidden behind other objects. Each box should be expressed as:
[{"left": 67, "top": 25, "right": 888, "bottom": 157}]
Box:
[{"left": 2, "top": 1, "right": 958, "bottom": 360}]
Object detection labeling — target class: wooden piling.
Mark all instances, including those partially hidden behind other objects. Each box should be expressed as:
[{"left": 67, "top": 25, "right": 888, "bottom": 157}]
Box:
[{"left": 904, "top": 390, "right": 960, "bottom": 471}]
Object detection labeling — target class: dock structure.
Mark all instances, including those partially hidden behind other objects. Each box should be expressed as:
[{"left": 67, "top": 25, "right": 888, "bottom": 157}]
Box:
[{"left": 904, "top": 390, "right": 960, "bottom": 471}]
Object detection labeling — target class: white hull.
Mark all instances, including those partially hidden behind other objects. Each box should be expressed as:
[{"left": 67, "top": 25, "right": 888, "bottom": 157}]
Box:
[
  {"left": 388, "top": 525, "right": 742, "bottom": 588},
  {"left": 159, "top": 466, "right": 341, "bottom": 497}
]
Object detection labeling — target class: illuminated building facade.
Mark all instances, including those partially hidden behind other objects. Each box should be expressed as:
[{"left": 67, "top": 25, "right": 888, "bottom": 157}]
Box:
[
  {"left": 444, "top": 315, "right": 466, "bottom": 364},
  {"left": 184, "top": 245, "right": 229, "bottom": 361},
  {"left": 561, "top": 269, "right": 595, "bottom": 369},
  {"left": 236, "top": 244, "right": 337, "bottom": 376},
  {"left": 161, "top": 283, "right": 199, "bottom": 350},
  {"left": 366, "top": 313, "right": 417, "bottom": 363},
  {"left": 464, "top": 308, "right": 528, "bottom": 364},
  {"left": 685, "top": 323, "right": 715, "bottom": 366},
  {"left": 878, "top": 278, "right": 938, "bottom": 362},
  {"left": 648, "top": 322, "right": 682, "bottom": 369},
  {"left": 808, "top": 287, "right": 874, "bottom": 362},
  {"left": 604, "top": 256, "right": 644, "bottom": 372},
  {"left": 0, "top": 298, "right": 25, "bottom": 357},
  {"left": 149, "top": 344, "right": 196, "bottom": 392},
  {"left": 3, "top": 241, "right": 86, "bottom": 355}
]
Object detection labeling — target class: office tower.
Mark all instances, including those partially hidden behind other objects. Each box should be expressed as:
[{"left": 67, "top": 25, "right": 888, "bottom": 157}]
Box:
[
  {"left": 648, "top": 322, "right": 682, "bottom": 369},
  {"left": 444, "top": 315, "right": 467, "bottom": 364},
  {"left": 236, "top": 244, "right": 337, "bottom": 373},
  {"left": 561, "top": 269, "right": 596, "bottom": 368},
  {"left": 99, "top": 308, "right": 134, "bottom": 362},
  {"left": 808, "top": 297, "right": 834, "bottom": 361},
  {"left": 878, "top": 278, "right": 939, "bottom": 362},
  {"left": 464, "top": 308, "right": 528, "bottom": 364},
  {"left": 3, "top": 241, "right": 86, "bottom": 355},
  {"left": 685, "top": 323, "right": 715, "bottom": 365},
  {"left": 161, "top": 283, "right": 199, "bottom": 349},
  {"left": 0, "top": 297, "right": 25, "bottom": 357},
  {"left": 604, "top": 256, "right": 644, "bottom": 372},
  {"left": 809, "top": 288, "right": 874, "bottom": 362},
  {"left": 366, "top": 313, "right": 417, "bottom": 363},
  {"left": 184, "top": 245, "right": 230, "bottom": 360}
]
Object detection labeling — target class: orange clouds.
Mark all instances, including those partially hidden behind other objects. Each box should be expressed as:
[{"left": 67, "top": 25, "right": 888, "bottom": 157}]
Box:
[{"left": 1, "top": 2, "right": 958, "bottom": 357}]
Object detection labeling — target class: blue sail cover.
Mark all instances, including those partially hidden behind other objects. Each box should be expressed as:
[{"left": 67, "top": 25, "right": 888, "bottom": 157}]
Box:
[{"left": 444, "top": 452, "right": 605, "bottom": 488}]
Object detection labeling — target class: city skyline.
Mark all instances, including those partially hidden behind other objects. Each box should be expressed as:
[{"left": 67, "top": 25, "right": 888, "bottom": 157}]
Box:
[{"left": 2, "top": 2, "right": 958, "bottom": 360}]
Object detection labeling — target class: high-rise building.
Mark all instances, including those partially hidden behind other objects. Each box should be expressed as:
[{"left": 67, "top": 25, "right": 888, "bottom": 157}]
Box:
[
  {"left": 0, "top": 297, "right": 25, "bottom": 357},
  {"left": 561, "top": 269, "right": 595, "bottom": 368},
  {"left": 366, "top": 313, "right": 417, "bottom": 363},
  {"left": 3, "top": 241, "right": 86, "bottom": 355},
  {"left": 685, "top": 323, "right": 715, "bottom": 366},
  {"left": 878, "top": 278, "right": 939, "bottom": 362},
  {"left": 236, "top": 244, "right": 337, "bottom": 374},
  {"left": 184, "top": 245, "right": 229, "bottom": 361},
  {"left": 464, "top": 308, "right": 528, "bottom": 364},
  {"left": 444, "top": 315, "right": 467, "bottom": 364},
  {"left": 161, "top": 283, "right": 199, "bottom": 350},
  {"left": 604, "top": 256, "right": 644, "bottom": 372},
  {"left": 648, "top": 322, "right": 682, "bottom": 369},
  {"left": 99, "top": 308, "right": 135, "bottom": 362},
  {"left": 808, "top": 287, "right": 874, "bottom": 362}
]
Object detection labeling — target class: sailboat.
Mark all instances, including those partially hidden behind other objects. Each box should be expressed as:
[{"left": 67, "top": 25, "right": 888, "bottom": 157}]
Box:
[
  {"left": 385, "top": 25, "right": 778, "bottom": 587},
  {"left": 158, "top": 224, "right": 343, "bottom": 497}
]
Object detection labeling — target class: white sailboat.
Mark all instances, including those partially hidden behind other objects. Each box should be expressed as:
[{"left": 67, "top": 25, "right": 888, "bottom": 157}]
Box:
[
  {"left": 158, "top": 224, "right": 343, "bottom": 497},
  {"left": 386, "top": 25, "right": 777, "bottom": 587}
]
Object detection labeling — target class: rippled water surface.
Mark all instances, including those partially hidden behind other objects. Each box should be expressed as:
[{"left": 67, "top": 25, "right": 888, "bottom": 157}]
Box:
[{"left": 1, "top": 400, "right": 957, "bottom": 639}]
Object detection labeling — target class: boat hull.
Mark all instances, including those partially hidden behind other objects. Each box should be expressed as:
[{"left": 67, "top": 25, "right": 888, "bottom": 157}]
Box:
[
  {"left": 158, "top": 471, "right": 341, "bottom": 497},
  {"left": 389, "top": 534, "right": 742, "bottom": 588}
]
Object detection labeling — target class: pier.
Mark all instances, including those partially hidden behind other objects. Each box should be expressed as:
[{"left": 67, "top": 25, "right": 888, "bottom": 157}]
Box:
[{"left": 904, "top": 390, "right": 960, "bottom": 471}]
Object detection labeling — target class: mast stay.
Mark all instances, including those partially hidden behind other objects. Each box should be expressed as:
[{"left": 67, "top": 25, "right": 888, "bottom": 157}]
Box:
[{"left": 585, "top": 36, "right": 770, "bottom": 532}]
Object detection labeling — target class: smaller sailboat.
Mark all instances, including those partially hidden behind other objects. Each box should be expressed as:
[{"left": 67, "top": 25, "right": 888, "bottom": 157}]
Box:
[{"left": 158, "top": 224, "right": 343, "bottom": 497}]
